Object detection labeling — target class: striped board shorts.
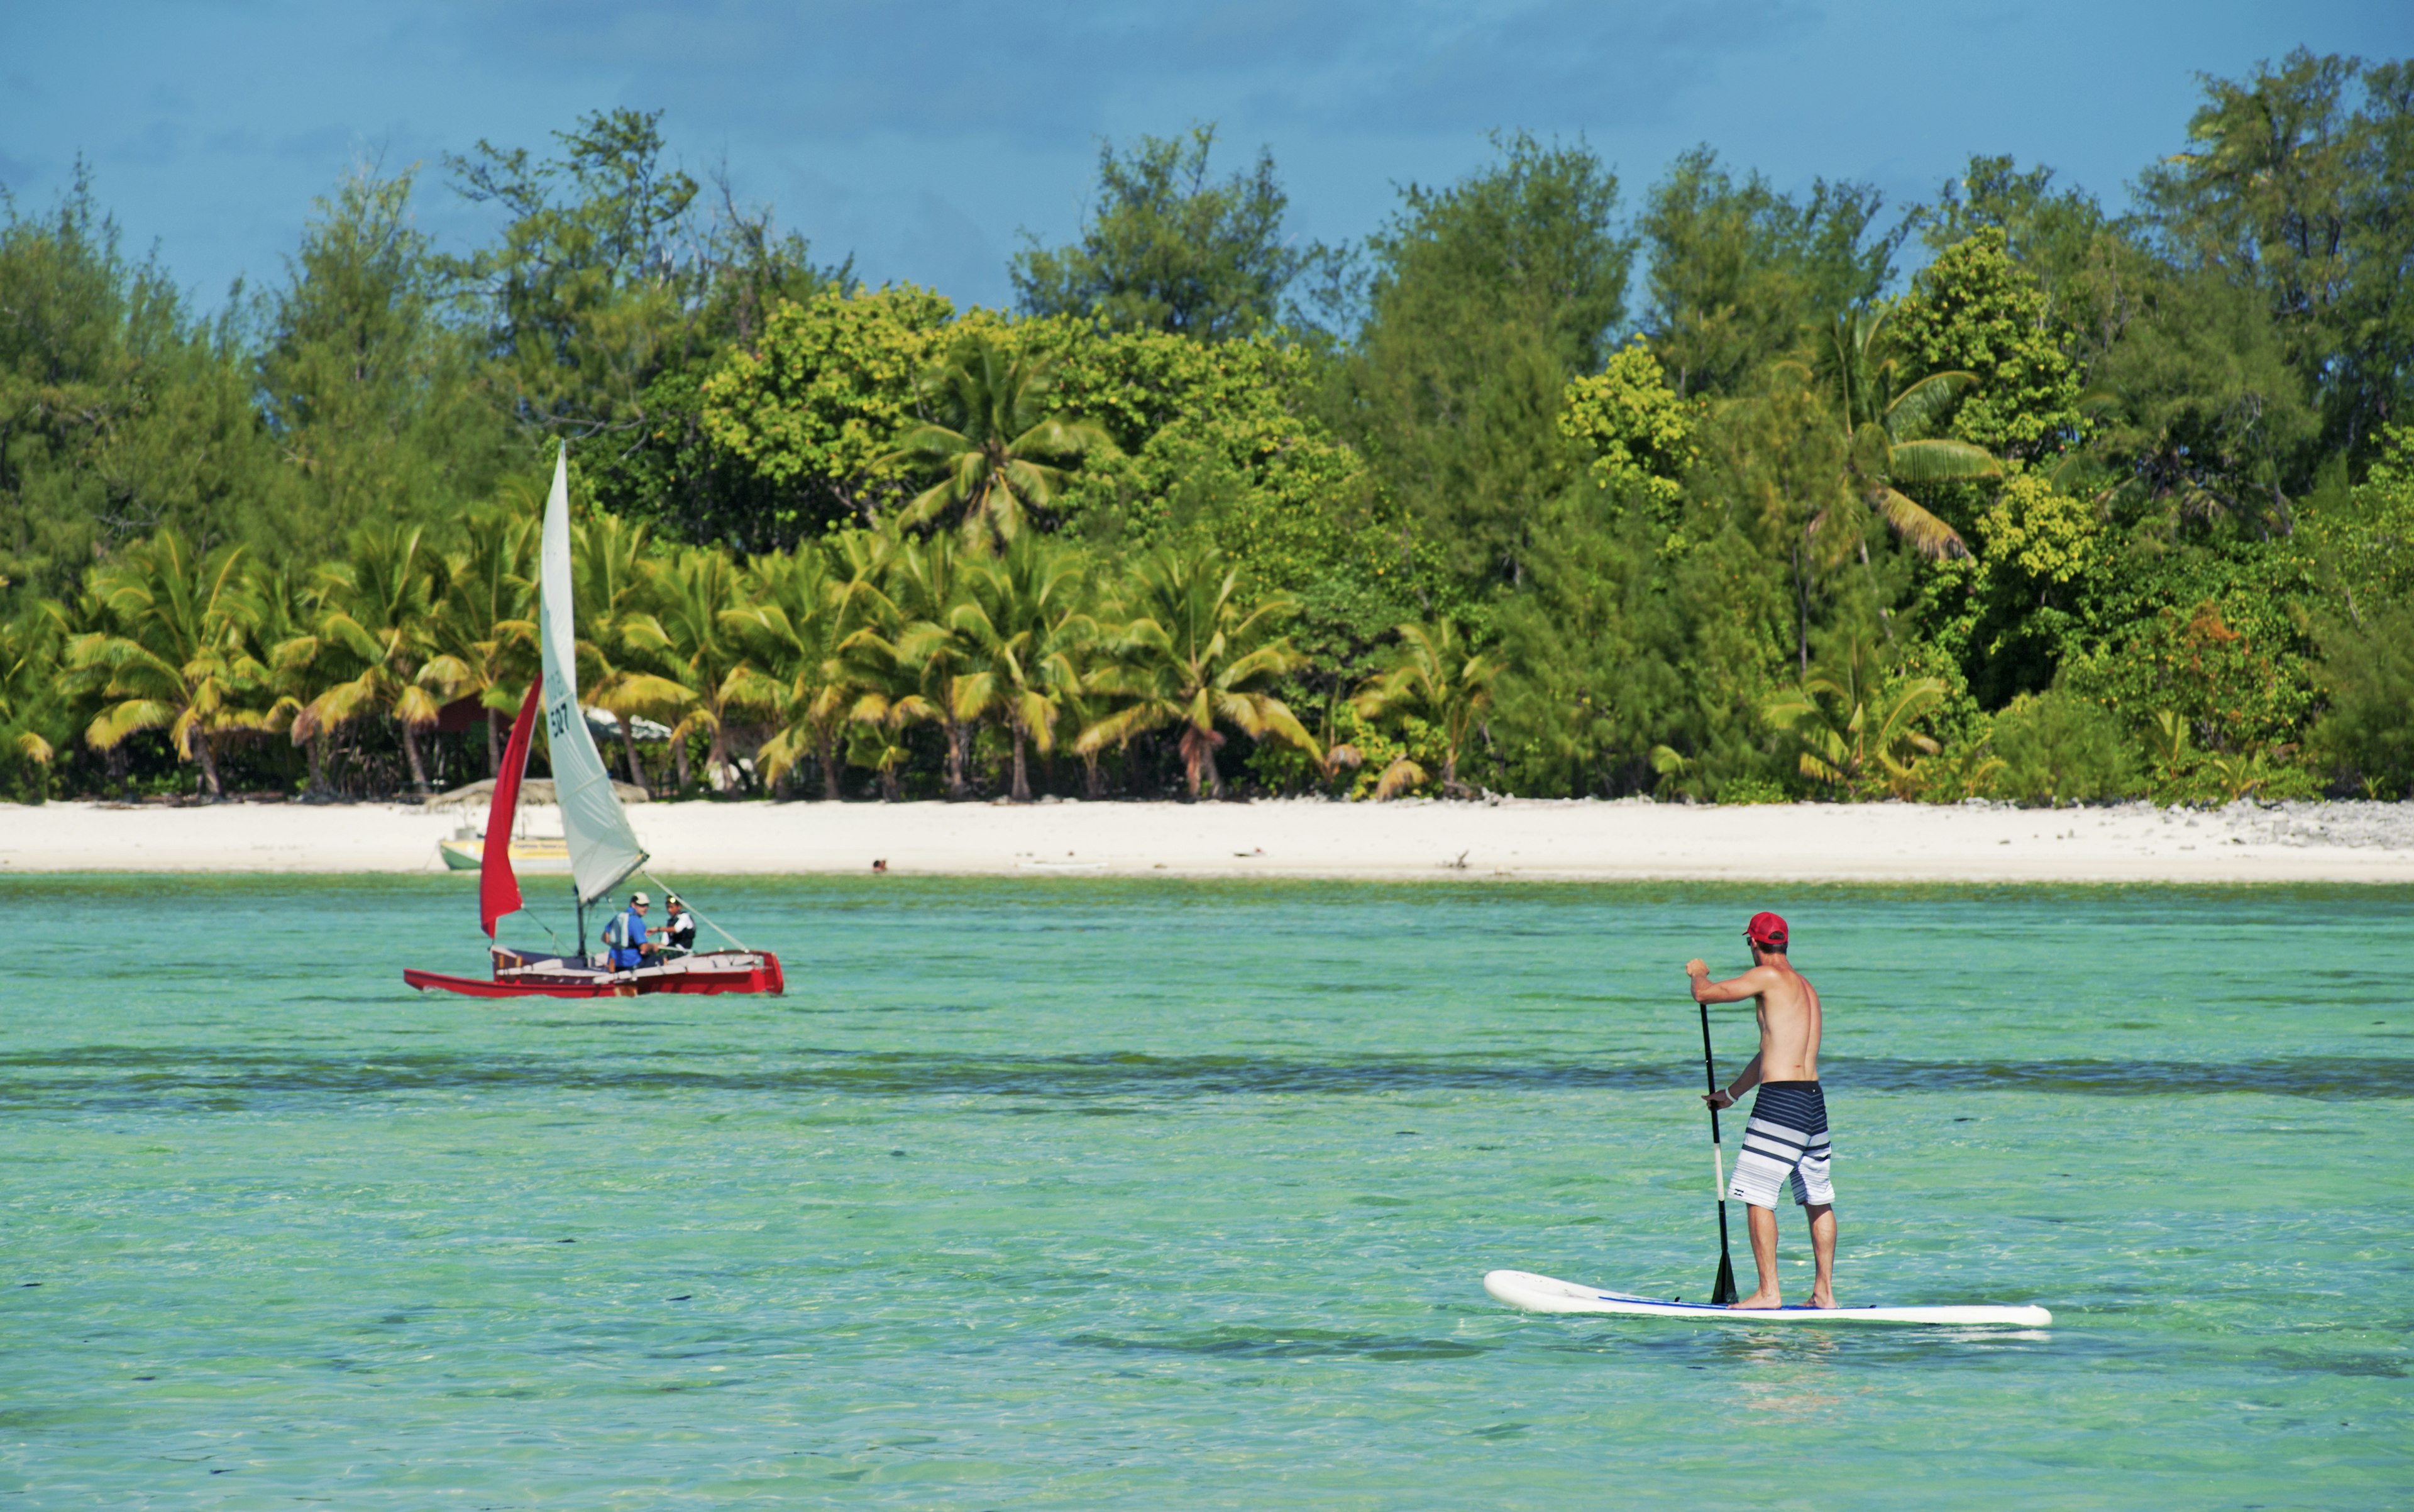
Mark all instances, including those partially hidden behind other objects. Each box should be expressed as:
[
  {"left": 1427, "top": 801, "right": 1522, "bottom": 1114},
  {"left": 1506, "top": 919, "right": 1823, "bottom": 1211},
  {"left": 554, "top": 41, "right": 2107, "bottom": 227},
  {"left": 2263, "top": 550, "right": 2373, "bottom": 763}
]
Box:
[{"left": 1727, "top": 1080, "right": 1835, "bottom": 1208}]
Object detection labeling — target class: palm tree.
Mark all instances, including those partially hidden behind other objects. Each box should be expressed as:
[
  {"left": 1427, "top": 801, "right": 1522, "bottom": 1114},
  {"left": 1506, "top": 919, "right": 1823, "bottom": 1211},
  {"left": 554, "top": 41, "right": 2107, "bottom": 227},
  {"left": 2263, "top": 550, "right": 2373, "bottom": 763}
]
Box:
[
  {"left": 952, "top": 533, "right": 1093, "bottom": 802},
  {"left": 624, "top": 543, "right": 763, "bottom": 792},
  {"left": 48, "top": 585, "right": 133, "bottom": 793},
  {"left": 734, "top": 543, "right": 854, "bottom": 801},
  {"left": 823, "top": 531, "right": 941, "bottom": 802},
  {"left": 66, "top": 529, "right": 273, "bottom": 800},
  {"left": 846, "top": 531, "right": 984, "bottom": 798},
  {"left": 832, "top": 621, "right": 935, "bottom": 803},
  {"left": 848, "top": 717, "right": 918, "bottom": 803},
  {"left": 1309, "top": 693, "right": 1367, "bottom": 797},
  {"left": 2149, "top": 709, "right": 2195, "bottom": 792},
  {"left": 1053, "top": 560, "right": 1144, "bottom": 799},
  {"left": 245, "top": 566, "right": 331, "bottom": 795},
  {"left": 1648, "top": 744, "right": 1709, "bottom": 803},
  {"left": 573, "top": 511, "right": 691, "bottom": 791},
  {"left": 878, "top": 331, "right": 1115, "bottom": 550},
  {"left": 1761, "top": 634, "right": 1946, "bottom": 799},
  {"left": 1059, "top": 671, "right": 1118, "bottom": 799},
  {"left": 431, "top": 501, "right": 540, "bottom": 778},
  {"left": 1812, "top": 306, "right": 2002, "bottom": 560},
  {"left": 284, "top": 522, "right": 461, "bottom": 795},
  {"left": 2, "top": 596, "right": 69, "bottom": 773},
  {"left": 1353, "top": 620, "right": 1502, "bottom": 798},
  {"left": 1, "top": 599, "right": 70, "bottom": 794},
  {"left": 1076, "top": 544, "right": 1318, "bottom": 799}
]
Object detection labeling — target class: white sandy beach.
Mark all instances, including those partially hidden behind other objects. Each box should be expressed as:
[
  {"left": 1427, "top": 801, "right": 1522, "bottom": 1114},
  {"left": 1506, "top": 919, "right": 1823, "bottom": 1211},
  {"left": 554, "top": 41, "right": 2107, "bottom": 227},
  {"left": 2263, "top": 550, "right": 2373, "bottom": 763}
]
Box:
[{"left": 2, "top": 795, "right": 2410, "bottom": 883}]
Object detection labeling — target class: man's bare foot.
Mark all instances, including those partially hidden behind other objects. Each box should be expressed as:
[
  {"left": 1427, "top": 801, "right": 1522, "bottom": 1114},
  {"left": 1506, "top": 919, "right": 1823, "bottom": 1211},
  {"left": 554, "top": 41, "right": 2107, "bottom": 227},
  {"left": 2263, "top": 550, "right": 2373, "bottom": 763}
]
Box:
[
  {"left": 1727, "top": 1290, "right": 1783, "bottom": 1310},
  {"left": 1809, "top": 1288, "right": 1837, "bottom": 1310}
]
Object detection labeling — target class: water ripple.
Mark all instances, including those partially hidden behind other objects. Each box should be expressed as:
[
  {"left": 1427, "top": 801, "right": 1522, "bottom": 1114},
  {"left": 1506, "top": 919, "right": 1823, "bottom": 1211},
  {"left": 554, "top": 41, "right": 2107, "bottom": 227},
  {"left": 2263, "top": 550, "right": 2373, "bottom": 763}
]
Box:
[
  {"left": 1, "top": 1047, "right": 2405, "bottom": 1109},
  {"left": 1062, "top": 1327, "right": 1490, "bottom": 1362}
]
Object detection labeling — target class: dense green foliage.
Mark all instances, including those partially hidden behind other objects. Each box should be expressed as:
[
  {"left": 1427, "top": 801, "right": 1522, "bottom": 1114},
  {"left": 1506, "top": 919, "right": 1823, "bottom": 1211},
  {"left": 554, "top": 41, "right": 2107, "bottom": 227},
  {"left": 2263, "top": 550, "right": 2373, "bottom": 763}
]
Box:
[
  {"left": 1010, "top": 126, "right": 1305, "bottom": 341},
  {"left": 3, "top": 54, "right": 2408, "bottom": 806}
]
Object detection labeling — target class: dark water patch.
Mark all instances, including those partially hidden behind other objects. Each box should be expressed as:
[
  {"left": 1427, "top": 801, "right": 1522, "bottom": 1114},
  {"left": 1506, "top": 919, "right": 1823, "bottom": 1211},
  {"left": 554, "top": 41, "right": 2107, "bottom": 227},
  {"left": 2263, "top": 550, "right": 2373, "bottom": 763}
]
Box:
[
  {"left": 1063, "top": 1326, "right": 1489, "bottom": 1362},
  {"left": 4, "top": 1047, "right": 2409, "bottom": 1110},
  {"left": 2262, "top": 1350, "right": 2409, "bottom": 1379},
  {"left": 844, "top": 1002, "right": 994, "bottom": 1015}
]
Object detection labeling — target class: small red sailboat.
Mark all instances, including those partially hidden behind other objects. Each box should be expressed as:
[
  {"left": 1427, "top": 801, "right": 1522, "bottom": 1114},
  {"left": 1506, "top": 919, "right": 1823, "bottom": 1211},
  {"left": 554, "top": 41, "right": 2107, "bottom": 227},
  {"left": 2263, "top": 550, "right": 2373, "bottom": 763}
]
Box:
[{"left": 404, "top": 448, "right": 783, "bottom": 1001}]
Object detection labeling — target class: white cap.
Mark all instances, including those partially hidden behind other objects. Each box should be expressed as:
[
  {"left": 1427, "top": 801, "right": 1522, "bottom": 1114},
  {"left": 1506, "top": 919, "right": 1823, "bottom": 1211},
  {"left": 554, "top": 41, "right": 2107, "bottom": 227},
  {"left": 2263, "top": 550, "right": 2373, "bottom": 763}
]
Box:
[{"left": 631, "top": 891, "right": 651, "bottom": 907}]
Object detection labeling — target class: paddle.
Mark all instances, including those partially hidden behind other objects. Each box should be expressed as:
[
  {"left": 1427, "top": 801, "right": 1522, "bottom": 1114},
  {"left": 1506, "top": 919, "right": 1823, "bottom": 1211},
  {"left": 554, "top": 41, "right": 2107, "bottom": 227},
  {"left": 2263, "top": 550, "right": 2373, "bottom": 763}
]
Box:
[{"left": 1697, "top": 996, "right": 1740, "bottom": 1306}]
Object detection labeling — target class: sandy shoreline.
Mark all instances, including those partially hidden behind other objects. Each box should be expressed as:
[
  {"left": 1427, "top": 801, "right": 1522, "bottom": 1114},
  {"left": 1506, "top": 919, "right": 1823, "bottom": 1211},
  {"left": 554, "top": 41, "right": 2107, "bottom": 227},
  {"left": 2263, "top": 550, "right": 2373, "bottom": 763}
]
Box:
[{"left": 3, "top": 796, "right": 2410, "bottom": 883}]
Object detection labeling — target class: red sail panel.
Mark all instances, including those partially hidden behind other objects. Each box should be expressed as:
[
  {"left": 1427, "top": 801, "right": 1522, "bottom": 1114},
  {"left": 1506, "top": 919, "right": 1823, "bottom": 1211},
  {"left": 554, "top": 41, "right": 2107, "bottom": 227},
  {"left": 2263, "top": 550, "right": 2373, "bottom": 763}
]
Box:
[{"left": 480, "top": 685, "right": 543, "bottom": 939}]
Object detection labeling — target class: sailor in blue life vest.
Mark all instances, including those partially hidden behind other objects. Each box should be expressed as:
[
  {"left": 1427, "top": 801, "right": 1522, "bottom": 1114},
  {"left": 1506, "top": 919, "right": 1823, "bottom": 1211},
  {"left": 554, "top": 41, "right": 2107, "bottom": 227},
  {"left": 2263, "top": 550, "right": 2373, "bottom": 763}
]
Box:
[{"left": 605, "top": 891, "right": 656, "bottom": 971}]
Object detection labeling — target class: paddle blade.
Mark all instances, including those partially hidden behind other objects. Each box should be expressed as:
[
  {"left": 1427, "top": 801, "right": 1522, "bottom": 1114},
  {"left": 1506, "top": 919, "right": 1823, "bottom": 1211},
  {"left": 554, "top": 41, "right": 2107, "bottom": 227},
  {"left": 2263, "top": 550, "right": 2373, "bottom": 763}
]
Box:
[{"left": 1712, "top": 1253, "right": 1739, "bottom": 1307}]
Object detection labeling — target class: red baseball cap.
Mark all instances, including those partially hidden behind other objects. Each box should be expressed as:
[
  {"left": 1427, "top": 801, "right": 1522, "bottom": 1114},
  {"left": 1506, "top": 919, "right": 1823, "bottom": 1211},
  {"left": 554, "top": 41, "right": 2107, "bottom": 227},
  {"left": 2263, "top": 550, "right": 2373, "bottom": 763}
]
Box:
[{"left": 1745, "top": 912, "right": 1789, "bottom": 947}]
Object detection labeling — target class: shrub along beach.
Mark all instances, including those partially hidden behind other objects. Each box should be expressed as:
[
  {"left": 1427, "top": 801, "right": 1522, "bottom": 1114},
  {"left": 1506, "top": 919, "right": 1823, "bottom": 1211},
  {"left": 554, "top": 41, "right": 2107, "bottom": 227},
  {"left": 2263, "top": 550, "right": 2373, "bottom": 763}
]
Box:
[{"left": 3, "top": 55, "right": 2410, "bottom": 817}]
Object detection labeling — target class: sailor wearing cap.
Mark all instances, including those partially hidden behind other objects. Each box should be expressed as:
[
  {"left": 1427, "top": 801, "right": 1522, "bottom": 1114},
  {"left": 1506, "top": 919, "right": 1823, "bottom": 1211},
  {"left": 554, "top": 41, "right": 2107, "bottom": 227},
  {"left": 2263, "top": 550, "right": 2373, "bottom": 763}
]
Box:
[{"left": 606, "top": 891, "right": 654, "bottom": 971}]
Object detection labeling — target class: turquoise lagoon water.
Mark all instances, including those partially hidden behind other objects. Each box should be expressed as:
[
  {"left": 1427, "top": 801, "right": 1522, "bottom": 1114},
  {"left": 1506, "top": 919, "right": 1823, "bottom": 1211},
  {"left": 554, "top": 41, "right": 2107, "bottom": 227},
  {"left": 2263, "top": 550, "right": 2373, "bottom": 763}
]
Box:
[{"left": 1, "top": 875, "right": 2408, "bottom": 1508}]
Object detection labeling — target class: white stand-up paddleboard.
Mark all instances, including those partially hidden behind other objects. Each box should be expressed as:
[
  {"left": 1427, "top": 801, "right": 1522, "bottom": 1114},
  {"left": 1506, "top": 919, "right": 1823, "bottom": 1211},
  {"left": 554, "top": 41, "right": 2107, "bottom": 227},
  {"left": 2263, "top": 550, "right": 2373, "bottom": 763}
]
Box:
[{"left": 1485, "top": 1270, "right": 2052, "bottom": 1327}]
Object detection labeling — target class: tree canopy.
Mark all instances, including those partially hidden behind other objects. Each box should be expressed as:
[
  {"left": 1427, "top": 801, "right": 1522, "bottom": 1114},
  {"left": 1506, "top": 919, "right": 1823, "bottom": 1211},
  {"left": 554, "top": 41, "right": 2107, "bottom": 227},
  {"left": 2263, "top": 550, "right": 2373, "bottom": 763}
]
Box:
[
  {"left": 1011, "top": 126, "right": 1304, "bottom": 341},
  {"left": 4, "top": 63, "right": 2410, "bottom": 807}
]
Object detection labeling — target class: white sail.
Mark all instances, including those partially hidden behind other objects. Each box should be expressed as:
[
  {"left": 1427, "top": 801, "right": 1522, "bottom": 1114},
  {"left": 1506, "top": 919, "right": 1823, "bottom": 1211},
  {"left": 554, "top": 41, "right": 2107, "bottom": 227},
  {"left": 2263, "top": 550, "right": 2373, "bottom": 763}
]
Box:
[{"left": 538, "top": 445, "right": 649, "bottom": 905}]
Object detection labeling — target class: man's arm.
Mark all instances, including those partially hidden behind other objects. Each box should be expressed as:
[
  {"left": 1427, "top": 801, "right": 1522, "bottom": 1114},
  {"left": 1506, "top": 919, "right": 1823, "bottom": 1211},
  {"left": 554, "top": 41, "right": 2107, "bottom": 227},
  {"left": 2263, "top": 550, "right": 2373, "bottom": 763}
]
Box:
[
  {"left": 1704, "top": 1051, "right": 1763, "bottom": 1110},
  {"left": 1689, "top": 958, "right": 1766, "bottom": 1109},
  {"left": 1687, "top": 959, "right": 1773, "bottom": 1004}
]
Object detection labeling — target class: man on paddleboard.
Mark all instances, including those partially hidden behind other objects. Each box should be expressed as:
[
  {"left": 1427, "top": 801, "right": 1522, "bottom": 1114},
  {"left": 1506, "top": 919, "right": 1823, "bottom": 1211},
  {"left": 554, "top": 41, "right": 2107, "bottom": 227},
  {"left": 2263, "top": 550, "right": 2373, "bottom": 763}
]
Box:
[{"left": 1689, "top": 912, "right": 1835, "bottom": 1310}]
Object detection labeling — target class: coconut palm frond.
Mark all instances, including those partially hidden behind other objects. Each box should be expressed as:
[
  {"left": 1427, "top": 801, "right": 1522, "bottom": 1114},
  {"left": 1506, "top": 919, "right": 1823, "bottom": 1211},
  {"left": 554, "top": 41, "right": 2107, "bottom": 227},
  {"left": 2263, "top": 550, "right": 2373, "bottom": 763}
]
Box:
[
  {"left": 1873, "top": 488, "right": 1971, "bottom": 560},
  {"left": 1372, "top": 756, "right": 1428, "bottom": 801},
  {"left": 1350, "top": 619, "right": 1499, "bottom": 791},
  {"left": 1243, "top": 695, "right": 1318, "bottom": 759},
  {"left": 86, "top": 698, "right": 176, "bottom": 749},
  {"left": 1072, "top": 698, "right": 1161, "bottom": 755},
  {"left": 1884, "top": 438, "right": 2002, "bottom": 485},
  {"left": 595, "top": 673, "right": 698, "bottom": 714},
  {"left": 876, "top": 332, "right": 1112, "bottom": 550},
  {"left": 1760, "top": 687, "right": 1819, "bottom": 732},
  {"left": 1883, "top": 370, "right": 1978, "bottom": 441}
]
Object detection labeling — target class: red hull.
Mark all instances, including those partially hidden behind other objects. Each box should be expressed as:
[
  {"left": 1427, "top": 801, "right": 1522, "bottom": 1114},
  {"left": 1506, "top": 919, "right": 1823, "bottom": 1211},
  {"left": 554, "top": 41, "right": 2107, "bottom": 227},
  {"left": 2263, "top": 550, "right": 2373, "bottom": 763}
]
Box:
[{"left": 404, "top": 950, "right": 784, "bottom": 1000}]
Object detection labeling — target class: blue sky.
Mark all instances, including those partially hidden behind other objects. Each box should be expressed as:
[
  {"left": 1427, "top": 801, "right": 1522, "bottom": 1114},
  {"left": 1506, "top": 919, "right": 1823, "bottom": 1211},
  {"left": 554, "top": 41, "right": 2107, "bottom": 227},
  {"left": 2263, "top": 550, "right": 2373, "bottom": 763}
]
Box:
[{"left": 5, "top": 2, "right": 2406, "bottom": 316}]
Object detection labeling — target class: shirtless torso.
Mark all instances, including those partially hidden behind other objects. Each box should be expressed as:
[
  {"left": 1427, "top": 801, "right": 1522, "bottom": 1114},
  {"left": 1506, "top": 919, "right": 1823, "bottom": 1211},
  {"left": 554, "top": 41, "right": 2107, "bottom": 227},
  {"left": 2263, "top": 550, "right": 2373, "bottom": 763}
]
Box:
[{"left": 1690, "top": 952, "right": 1821, "bottom": 1088}]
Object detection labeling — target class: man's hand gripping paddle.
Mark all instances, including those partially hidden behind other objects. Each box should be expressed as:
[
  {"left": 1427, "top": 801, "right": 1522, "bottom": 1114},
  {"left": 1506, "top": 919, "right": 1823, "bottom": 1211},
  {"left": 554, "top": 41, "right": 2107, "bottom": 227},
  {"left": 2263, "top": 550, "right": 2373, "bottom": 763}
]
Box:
[{"left": 1698, "top": 995, "right": 1740, "bottom": 1306}]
